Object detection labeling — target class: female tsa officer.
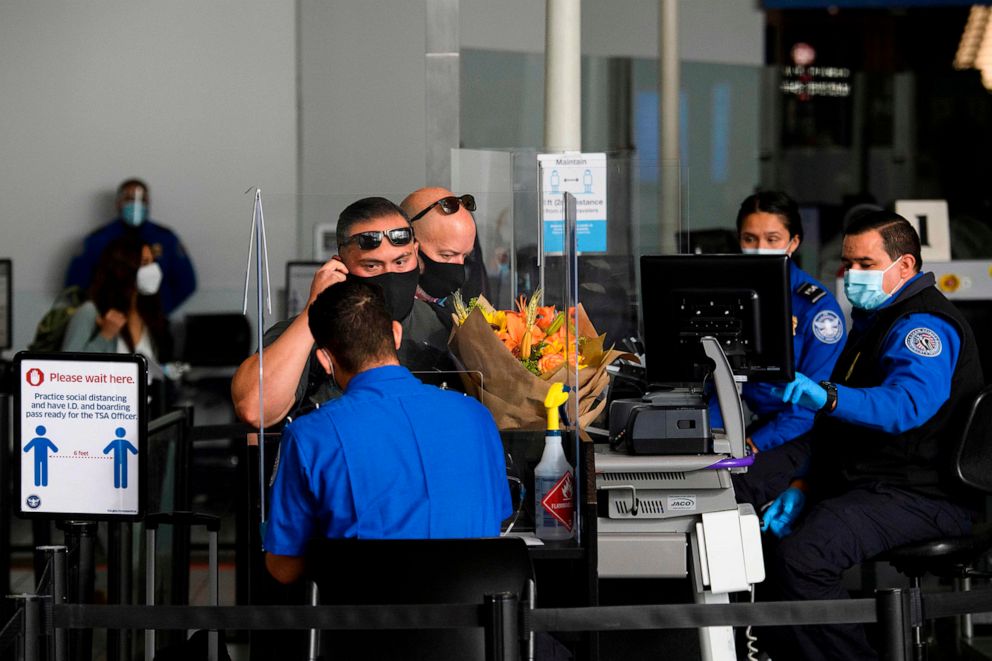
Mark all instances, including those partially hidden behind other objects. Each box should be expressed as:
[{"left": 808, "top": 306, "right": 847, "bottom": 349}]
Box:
[{"left": 715, "top": 191, "right": 846, "bottom": 453}]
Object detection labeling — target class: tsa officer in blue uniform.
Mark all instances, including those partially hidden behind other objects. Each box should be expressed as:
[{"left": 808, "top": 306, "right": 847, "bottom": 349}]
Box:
[
  {"left": 755, "top": 211, "right": 984, "bottom": 660},
  {"left": 712, "top": 191, "right": 845, "bottom": 453}
]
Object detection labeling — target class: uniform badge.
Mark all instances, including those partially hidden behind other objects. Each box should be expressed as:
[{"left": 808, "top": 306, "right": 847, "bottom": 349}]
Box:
[
  {"left": 905, "top": 327, "right": 942, "bottom": 357},
  {"left": 812, "top": 310, "right": 842, "bottom": 344}
]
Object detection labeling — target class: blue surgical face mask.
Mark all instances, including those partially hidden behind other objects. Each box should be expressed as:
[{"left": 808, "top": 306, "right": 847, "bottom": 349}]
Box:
[
  {"left": 844, "top": 259, "right": 902, "bottom": 310},
  {"left": 741, "top": 247, "right": 789, "bottom": 256},
  {"left": 121, "top": 201, "right": 146, "bottom": 227}
]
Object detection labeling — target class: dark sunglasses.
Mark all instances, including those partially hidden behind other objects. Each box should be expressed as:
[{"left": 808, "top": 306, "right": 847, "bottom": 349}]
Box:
[
  {"left": 409, "top": 194, "right": 476, "bottom": 222},
  {"left": 339, "top": 226, "right": 414, "bottom": 250}
]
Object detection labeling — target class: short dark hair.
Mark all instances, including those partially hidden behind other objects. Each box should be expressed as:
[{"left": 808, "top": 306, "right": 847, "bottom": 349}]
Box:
[
  {"left": 736, "top": 191, "right": 803, "bottom": 241},
  {"left": 336, "top": 197, "right": 410, "bottom": 248},
  {"left": 844, "top": 210, "right": 922, "bottom": 272},
  {"left": 307, "top": 280, "right": 396, "bottom": 373},
  {"left": 117, "top": 178, "right": 149, "bottom": 197}
]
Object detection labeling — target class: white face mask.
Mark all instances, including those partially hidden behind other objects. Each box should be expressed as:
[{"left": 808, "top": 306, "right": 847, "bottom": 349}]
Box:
[
  {"left": 741, "top": 247, "right": 789, "bottom": 256},
  {"left": 136, "top": 262, "right": 163, "bottom": 296}
]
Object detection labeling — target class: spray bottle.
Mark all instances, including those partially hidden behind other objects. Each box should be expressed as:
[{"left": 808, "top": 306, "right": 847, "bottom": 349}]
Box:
[{"left": 534, "top": 383, "right": 574, "bottom": 541}]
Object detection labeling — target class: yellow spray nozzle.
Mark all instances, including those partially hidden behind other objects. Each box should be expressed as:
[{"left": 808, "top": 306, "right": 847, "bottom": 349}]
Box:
[{"left": 544, "top": 382, "right": 569, "bottom": 431}]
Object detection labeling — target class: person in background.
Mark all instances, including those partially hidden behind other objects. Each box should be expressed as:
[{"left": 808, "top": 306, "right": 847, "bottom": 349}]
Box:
[
  {"left": 747, "top": 211, "right": 984, "bottom": 659},
  {"left": 231, "top": 197, "right": 452, "bottom": 427},
  {"left": 712, "top": 191, "right": 846, "bottom": 453},
  {"left": 62, "top": 233, "right": 172, "bottom": 365},
  {"left": 400, "top": 187, "right": 486, "bottom": 307},
  {"left": 65, "top": 178, "right": 196, "bottom": 314},
  {"left": 264, "top": 280, "right": 510, "bottom": 584}
]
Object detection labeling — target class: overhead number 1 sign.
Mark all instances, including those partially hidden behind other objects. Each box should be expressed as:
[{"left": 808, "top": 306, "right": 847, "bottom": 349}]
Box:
[{"left": 14, "top": 352, "right": 147, "bottom": 520}]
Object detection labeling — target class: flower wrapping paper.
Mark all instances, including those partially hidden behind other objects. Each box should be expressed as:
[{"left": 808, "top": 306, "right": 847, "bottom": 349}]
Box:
[{"left": 448, "top": 301, "right": 635, "bottom": 433}]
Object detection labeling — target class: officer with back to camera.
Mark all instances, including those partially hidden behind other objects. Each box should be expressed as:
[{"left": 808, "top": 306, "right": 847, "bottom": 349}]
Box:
[{"left": 743, "top": 210, "right": 984, "bottom": 660}]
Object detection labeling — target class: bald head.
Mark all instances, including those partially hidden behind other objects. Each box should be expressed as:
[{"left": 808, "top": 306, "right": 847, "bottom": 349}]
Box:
[{"left": 400, "top": 187, "right": 476, "bottom": 265}]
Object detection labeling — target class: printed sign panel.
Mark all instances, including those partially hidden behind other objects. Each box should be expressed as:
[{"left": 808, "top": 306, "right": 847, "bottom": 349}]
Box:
[
  {"left": 15, "top": 352, "right": 146, "bottom": 520},
  {"left": 896, "top": 199, "right": 951, "bottom": 263},
  {"left": 538, "top": 153, "right": 608, "bottom": 253}
]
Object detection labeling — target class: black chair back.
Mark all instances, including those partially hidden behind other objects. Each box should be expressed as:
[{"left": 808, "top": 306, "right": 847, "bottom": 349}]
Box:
[
  {"left": 955, "top": 385, "right": 992, "bottom": 493},
  {"left": 307, "top": 536, "right": 534, "bottom": 661}
]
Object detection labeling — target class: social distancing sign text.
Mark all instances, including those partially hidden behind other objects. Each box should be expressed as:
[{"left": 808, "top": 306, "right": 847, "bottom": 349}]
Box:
[{"left": 15, "top": 352, "right": 146, "bottom": 519}]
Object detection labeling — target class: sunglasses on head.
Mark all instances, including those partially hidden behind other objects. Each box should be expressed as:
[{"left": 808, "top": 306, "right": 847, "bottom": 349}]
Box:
[
  {"left": 410, "top": 194, "right": 476, "bottom": 222},
  {"left": 339, "top": 226, "right": 414, "bottom": 250}
]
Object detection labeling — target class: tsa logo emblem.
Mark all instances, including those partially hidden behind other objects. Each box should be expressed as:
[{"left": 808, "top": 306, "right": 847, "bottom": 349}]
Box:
[
  {"left": 26, "top": 495, "right": 41, "bottom": 509},
  {"left": 812, "top": 310, "right": 842, "bottom": 344},
  {"left": 906, "top": 328, "right": 942, "bottom": 357}
]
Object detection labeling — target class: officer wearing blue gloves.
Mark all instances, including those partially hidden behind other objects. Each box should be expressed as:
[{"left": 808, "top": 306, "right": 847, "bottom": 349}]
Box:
[
  {"left": 711, "top": 191, "right": 845, "bottom": 453},
  {"left": 747, "top": 210, "right": 984, "bottom": 660}
]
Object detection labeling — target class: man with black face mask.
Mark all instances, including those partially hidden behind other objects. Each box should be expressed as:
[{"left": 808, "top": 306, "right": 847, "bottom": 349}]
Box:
[
  {"left": 232, "top": 197, "right": 453, "bottom": 427},
  {"left": 400, "top": 187, "right": 487, "bottom": 311}
]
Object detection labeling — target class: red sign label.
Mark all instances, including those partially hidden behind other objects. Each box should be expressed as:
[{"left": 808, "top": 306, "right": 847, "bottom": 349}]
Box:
[{"left": 540, "top": 472, "right": 574, "bottom": 532}]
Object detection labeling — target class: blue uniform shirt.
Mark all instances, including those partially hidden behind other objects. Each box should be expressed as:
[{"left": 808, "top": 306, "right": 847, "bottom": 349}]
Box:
[
  {"left": 264, "top": 365, "right": 511, "bottom": 556},
  {"left": 712, "top": 260, "right": 846, "bottom": 450},
  {"left": 65, "top": 218, "right": 197, "bottom": 314},
  {"left": 831, "top": 273, "right": 960, "bottom": 434}
]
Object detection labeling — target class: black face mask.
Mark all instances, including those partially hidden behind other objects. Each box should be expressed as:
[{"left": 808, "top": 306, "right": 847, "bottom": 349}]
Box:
[
  {"left": 347, "top": 269, "right": 419, "bottom": 321},
  {"left": 418, "top": 249, "right": 467, "bottom": 299}
]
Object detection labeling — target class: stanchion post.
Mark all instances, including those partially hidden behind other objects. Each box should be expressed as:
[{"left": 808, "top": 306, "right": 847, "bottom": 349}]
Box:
[
  {"left": 11, "top": 593, "right": 44, "bottom": 661},
  {"left": 37, "top": 545, "right": 67, "bottom": 661},
  {"left": 63, "top": 520, "right": 98, "bottom": 661},
  {"left": 484, "top": 592, "right": 520, "bottom": 661},
  {"left": 877, "top": 588, "right": 912, "bottom": 661}
]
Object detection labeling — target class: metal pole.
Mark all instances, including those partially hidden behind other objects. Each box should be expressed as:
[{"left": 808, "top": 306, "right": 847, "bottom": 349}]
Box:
[
  {"left": 208, "top": 529, "right": 219, "bottom": 661},
  {"left": 425, "top": 0, "right": 460, "bottom": 187},
  {"left": 658, "top": 0, "right": 680, "bottom": 254},
  {"left": 64, "top": 521, "right": 97, "bottom": 661},
  {"left": 107, "top": 522, "right": 121, "bottom": 661},
  {"left": 483, "top": 592, "right": 519, "bottom": 661},
  {"left": 544, "top": 0, "right": 581, "bottom": 152},
  {"left": 877, "top": 588, "right": 912, "bottom": 661},
  {"left": 18, "top": 593, "right": 42, "bottom": 661},
  {"left": 307, "top": 582, "right": 320, "bottom": 661},
  {"left": 37, "top": 545, "right": 67, "bottom": 661},
  {"left": 145, "top": 527, "right": 156, "bottom": 661}
]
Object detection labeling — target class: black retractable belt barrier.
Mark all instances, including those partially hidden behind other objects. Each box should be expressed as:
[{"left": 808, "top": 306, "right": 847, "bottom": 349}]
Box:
[{"left": 29, "top": 583, "right": 992, "bottom": 661}]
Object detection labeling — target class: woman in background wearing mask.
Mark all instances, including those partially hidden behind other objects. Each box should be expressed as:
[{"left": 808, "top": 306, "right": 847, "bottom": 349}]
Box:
[
  {"left": 711, "top": 191, "right": 846, "bottom": 453},
  {"left": 62, "top": 233, "right": 172, "bottom": 366}
]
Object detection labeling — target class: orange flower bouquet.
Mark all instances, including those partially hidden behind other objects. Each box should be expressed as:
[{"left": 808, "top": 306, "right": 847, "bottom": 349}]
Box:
[{"left": 447, "top": 289, "right": 634, "bottom": 432}]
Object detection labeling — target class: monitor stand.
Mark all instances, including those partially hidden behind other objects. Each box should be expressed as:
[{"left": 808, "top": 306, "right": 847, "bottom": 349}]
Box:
[{"left": 701, "top": 335, "right": 747, "bottom": 462}]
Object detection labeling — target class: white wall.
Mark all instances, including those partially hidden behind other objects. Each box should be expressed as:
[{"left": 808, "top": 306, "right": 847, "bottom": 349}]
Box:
[
  {"left": 297, "top": 0, "right": 429, "bottom": 256},
  {"left": 0, "top": 0, "right": 764, "bottom": 353},
  {"left": 0, "top": 1, "right": 297, "bottom": 354}
]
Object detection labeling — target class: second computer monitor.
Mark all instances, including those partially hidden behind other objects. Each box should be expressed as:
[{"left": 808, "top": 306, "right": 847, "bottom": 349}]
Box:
[{"left": 640, "top": 254, "right": 795, "bottom": 386}]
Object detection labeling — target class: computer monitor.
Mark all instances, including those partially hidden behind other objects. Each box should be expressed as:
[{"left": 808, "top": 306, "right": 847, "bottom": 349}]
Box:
[{"left": 640, "top": 254, "right": 795, "bottom": 386}]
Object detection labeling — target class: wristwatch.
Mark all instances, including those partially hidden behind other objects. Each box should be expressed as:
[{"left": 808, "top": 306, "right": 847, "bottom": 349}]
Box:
[{"left": 818, "top": 381, "right": 838, "bottom": 416}]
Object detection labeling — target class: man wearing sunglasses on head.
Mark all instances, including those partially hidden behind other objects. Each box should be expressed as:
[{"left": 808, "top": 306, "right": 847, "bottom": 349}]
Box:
[
  {"left": 400, "top": 187, "right": 488, "bottom": 312},
  {"left": 232, "top": 197, "right": 453, "bottom": 427}
]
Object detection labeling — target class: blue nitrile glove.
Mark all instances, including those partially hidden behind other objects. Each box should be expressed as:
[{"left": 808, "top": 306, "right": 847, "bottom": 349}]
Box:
[
  {"left": 761, "top": 487, "right": 806, "bottom": 539},
  {"left": 780, "top": 372, "right": 827, "bottom": 411}
]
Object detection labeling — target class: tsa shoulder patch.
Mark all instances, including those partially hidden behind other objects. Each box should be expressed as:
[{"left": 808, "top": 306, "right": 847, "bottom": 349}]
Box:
[
  {"left": 905, "top": 327, "right": 942, "bottom": 358},
  {"left": 796, "top": 282, "right": 826, "bottom": 304},
  {"left": 811, "top": 310, "right": 843, "bottom": 344}
]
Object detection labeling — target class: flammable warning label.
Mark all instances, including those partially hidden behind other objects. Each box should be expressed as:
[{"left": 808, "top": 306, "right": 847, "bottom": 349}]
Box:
[{"left": 540, "top": 472, "right": 575, "bottom": 531}]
